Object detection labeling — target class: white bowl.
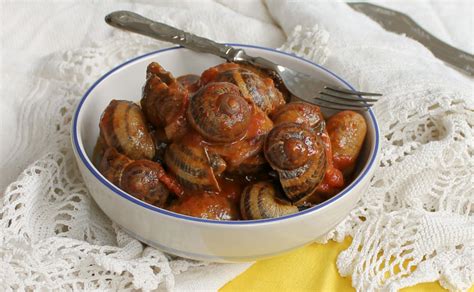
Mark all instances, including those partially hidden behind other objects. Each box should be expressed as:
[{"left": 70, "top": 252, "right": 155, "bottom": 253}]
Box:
[{"left": 72, "top": 44, "right": 380, "bottom": 262}]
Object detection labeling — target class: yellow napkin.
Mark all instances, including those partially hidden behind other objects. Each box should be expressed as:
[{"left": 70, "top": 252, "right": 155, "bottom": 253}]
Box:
[{"left": 221, "top": 238, "right": 470, "bottom": 292}]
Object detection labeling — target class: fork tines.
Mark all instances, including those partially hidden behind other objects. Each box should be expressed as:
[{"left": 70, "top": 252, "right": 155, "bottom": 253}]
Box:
[
  {"left": 325, "top": 86, "right": 382, "bottom": 98},
  {"left": 315, "top": 86, "right": 380, "bottom": 111}
]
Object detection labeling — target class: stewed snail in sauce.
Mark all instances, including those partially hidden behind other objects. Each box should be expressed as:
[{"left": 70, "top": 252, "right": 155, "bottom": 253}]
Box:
[{"left": 94, "top": 62, "right": 367, "bottom": 220}]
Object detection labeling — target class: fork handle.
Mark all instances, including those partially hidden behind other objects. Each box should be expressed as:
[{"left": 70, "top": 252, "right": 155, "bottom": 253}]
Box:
[{"left": 105, "top": 11, "right": 246, "bottom": 61}]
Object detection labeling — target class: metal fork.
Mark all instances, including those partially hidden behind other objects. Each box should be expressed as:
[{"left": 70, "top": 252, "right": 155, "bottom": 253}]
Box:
[
  {"left": 236, "top": 55, "right": 381, "bottom": 110},
  {"left": 105, "top": 11, "right": 381, "bottom": 110}
]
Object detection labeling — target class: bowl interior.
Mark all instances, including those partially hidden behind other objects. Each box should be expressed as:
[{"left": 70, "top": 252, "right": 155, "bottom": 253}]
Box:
[{"left": 74, "top": 44, "right": 379, "bottom": 223}]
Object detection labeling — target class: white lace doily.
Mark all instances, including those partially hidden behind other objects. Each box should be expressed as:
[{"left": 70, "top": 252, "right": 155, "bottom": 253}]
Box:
[
  {"left": 281, "top": 24, "right": 474, "bottom": 292},
  {"left": 1, "top": 2, "right": 473, "bottom": 291}
]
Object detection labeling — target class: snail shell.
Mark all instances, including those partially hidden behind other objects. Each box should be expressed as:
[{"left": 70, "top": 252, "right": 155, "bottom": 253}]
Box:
[
  {"left": 187, "top": 82, "right": 252, "bottom": 143},
  {"left": 264, "top": 123, "right": 327, "bottom": 205},
  {"left": 177, "top": 74, "right": 200, "bottom": 95},
  {"left": 236, "top": 63, "right": 292, "bottom": 102},
  {"left": 207, "top": 134, "right": 264, "bottom": 169},
  {"left": 226, "top": 153, "right": 267, "bottom": 175},
  {"left": 202, "top": 64, "right": 285, "bottom": 115},
  {"left": 120, "top": 160, "right": 170, "bottom": 207},
  {"left": 164, "top": 140, "right": 220, "bottom": 192},
  {"left": 141, "top": 62, "right": 189, "bottom": 141},
  {"left": 206, "top": 105, "right": 273, "bottom": 169},
  {"left": 98, "top": 147, "right": 132, "bottom": 185},
  {"left": 240, "top": 182, "right": 298, "bottom": 220},
  {"left": 326, "top": 110, "right": 367, "bottom": 176},
  {"left": 99, "top": 148, "right": 183, "bottom": 207},
  {"left": 272, "top": 102, "right": 345, "bottom": 196},
  {"left": 169, "top": 193, "right": 239, "bottom": 220},
  {"left": 271, "top": 102, "right": 324, "bottom": 130},
  {"left": 99, "top": 100, "right": 155, "bottom": 160}
]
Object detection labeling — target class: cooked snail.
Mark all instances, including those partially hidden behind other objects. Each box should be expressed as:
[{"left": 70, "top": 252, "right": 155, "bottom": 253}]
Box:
[
  {"left": 271, "top": 102, "right": 345, "bottom": 197},
  {"left": 206, "top": 105, "right": 273, "bottom": 170},
  {"left": 207, "top": 133, "right": 263, "bottom": 169},
  {"left": 271, "top": 101, "right": 324, "bottom": 130},
  {"left": 187, "top": 82, "right": 252, "bottom": 143},
  {"left": 264, "top": 122, "right": 327, "bottom": 205},
  {"left": 201, "top": 63, "right": 285, "bottom": 115},
  {"left": 99, "top": 100, "right": 155, "bottom": 160},
  {"left": 240, "top": 182, "right": 298, "bottom": 220},
  {"left": 141, "top": 62, "right": 189, "bottom": 141},
  {"left": 164, "top": 136, "right": 220, "bottom": 192},
  {"left": 326, "top": 110, "right": 367, "bottom": 177},
  {"left": 99, "top": 146, "right": 133, "bottom": 184},
  {"left": 95, "top": 61, "right": 369, "bottom": 221},
  {"left": 236, "top": 62, "right": 292, "bottom": 102},
  {"left": 226, "top": 153, "right": 267, "bottom": 175},
  {"left": 150, "top": 128, "right": 169, "bottom": 164},
  {"left": 99, "top": 147, "right": 183, "bottom": 207},
  {"left": 169, "top": 193, "right": 239, "bottom": 220}
]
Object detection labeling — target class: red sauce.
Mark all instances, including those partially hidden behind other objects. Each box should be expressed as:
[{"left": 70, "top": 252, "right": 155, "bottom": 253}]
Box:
[
  {"left": 324, "top": 167, "right": 344, "bottom": 188},
  {"left": 168, "top": 174, "right": 264, "bottom": 220},
  {"left": 319, "top": 130, "right": 344, "bottom": 188},
  {"left": 99, "top": 62, "right": 368, "bottom": 221},
  {"left": 216, "top": 176, "right": 245, "bottom": 204},
  {"left": 216, "top": 174, "right": 264, "bottom": 203}
]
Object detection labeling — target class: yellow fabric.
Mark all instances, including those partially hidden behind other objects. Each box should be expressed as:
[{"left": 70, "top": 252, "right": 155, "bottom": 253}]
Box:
[{"left": 221, "top": 238, "right": 473, "bottom": 292}]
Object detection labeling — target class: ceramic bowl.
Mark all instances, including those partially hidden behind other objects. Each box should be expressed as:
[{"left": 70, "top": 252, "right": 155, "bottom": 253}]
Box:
[{"left": 72, "top": 44, "right": 380, "bottom": 262}]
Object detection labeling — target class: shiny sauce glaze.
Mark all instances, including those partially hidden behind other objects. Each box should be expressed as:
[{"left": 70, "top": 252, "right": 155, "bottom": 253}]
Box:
[
  {"left": 168, "top": 169, "right": 269, "bottom": 220},
  {"left": 95, "top": 62, "right": 368, "bottom": 220},
  {"left": 164, "top": 107, "right": 272, "bottom": 218}
]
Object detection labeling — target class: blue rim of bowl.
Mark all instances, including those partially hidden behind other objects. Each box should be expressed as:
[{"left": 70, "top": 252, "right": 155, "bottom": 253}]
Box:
[{"left": 72, "top": 43, "right": 379, "bottom": 225}]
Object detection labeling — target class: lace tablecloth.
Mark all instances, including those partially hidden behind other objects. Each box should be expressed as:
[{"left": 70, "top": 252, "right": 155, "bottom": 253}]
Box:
[{"left": 1, "top": 1, "right": 473, "bottom": 291}]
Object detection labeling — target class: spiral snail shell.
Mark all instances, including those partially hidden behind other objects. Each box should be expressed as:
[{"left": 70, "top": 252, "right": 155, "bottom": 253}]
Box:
[
  {"left": 240, "top": 182, "right": 298, "bottom": 220},
  {"left": 264, "top": 123, "right": 327, "bottom": 205},
  {"left": 164, "top": 139, "right": 220, "bottom": 192},
  {"left": 201, "top": 63, "right": 285, "bottom": 115},
  {"left": 141, "top": 62, "right": 189, "bottom": 141},
  {"left": 98, "top": 146, "right": 133, "bottom": 185},
  {"left": 206, "top": 105, "right": 273, "bottom": 170},
  {"left": 120, "top": 160, "right": 171, "bottom": 207},
  {"left": 271, "top": 102, "right": 345, "bottom": 198},
  {"left": 271, "top": 102, "right": 324, "bottom": 131},
  {"left": 187, "top": 82, "right": 252, "bottom": 143},
  {"left": 99, "top": 100, "right": 155, "bottom": 160},
  {"left": 99, "top": 148, "right": 183, "bottom": 207},
  {"left": 94, "top": 61, "right": 370, "bottom": 221},
  {"left": 326, "top": 110, "right": 367, "bottom": 177}
]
